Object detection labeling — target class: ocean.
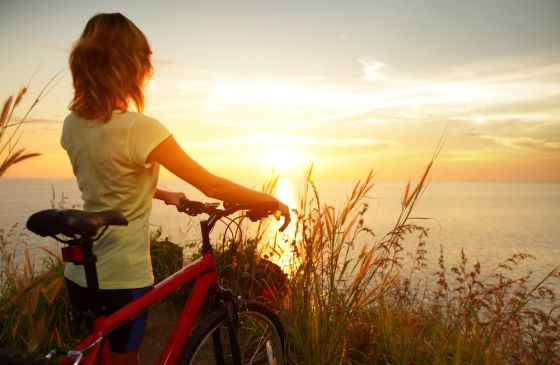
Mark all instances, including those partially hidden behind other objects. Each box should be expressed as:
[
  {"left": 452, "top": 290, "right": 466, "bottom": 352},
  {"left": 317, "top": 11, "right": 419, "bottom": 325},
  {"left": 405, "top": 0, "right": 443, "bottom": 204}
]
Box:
[{"left": 1, "top": 178, "right": 559, "bottom": 292}]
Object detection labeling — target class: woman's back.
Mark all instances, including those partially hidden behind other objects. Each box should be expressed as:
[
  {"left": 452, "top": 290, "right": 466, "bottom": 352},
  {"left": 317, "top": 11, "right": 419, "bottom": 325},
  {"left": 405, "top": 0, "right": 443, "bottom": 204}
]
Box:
[
  {"left": 62, "top": 110, "right": 170, "bottom": 220},
  {"left": 62, "top": 110, "right": 170, "bottom": 289}
]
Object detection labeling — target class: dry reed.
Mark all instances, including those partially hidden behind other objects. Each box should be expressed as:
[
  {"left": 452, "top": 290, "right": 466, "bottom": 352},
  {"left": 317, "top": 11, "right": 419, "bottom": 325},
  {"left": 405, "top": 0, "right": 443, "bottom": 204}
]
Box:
[{"left": 0, "top": 71, "right": 64, "bottom": 177}]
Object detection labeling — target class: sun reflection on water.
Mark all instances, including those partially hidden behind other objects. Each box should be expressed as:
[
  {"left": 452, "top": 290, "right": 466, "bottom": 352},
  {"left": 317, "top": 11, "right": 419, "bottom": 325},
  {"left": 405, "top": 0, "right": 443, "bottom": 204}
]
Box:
[{"left": 261, "top": 177, "right": 298, "bottom": 272}]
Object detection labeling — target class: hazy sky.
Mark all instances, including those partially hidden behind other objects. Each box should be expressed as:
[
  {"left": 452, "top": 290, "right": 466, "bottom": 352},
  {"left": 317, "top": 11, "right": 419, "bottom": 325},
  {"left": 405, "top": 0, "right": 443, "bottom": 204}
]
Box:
[{"left": 1, "top": 0, "right": 559, "bottom": 181}]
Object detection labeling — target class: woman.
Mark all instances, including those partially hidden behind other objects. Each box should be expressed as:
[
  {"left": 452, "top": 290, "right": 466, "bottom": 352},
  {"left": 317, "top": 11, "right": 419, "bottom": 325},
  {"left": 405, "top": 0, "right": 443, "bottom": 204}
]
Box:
[{"left": 62, "top": 13, "right": 289, "bottom": 365}]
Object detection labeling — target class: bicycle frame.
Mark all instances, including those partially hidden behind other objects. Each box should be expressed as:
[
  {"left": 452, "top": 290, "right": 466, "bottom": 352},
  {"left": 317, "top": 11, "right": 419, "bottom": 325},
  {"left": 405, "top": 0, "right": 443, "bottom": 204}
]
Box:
[
  {"left": 43, "top": 200, "right": 287, "bottom": 365},
  {"left": 63, "top": 251, "right": 218, "bottom": 365}
]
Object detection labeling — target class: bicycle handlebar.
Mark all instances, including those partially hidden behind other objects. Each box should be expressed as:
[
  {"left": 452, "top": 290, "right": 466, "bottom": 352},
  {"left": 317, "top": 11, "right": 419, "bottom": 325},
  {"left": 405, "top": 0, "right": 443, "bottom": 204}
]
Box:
[{"left": 177, "top": 198, "right": 291, "bottom": 232}]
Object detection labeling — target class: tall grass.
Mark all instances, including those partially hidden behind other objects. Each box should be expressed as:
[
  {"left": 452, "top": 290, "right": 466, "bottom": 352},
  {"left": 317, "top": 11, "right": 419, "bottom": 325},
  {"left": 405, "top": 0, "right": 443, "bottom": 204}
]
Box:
[
  {"left": 1, "top": 121, "right": 557, "bottom": 362},
  {"left": 362, "top": 250, "right": 559, "bottom": 365},
  {"left": 0, "top": 72, "right": 63, "bottom": 177},
  {"left": 0, "top": 77, "right": 70, "bottom": 352},
  {"left": 0, "top": 86, "right": 40, "bottom": 177},
  {"left": 276, "top": 150, "right": 559, "bottom": 364},
  {"left": 0, "top": 191, "right": 73, "bottom": 352},
  {"left": 280, "top": 160, "right": 435, "bottom": 364}
]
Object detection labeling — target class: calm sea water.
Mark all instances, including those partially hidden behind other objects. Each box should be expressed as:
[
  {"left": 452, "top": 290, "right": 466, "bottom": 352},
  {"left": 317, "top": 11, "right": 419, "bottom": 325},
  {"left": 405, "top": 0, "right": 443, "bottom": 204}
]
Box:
[{"left": 1, "top": 178, "right": 559, "bottom": 291}]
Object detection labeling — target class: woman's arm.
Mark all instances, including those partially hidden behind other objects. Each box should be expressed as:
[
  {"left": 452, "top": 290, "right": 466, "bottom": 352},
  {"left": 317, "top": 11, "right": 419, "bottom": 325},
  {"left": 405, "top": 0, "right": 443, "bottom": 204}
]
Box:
[{"left": 147, "top": 136, "right": 289, "bottom": 216}]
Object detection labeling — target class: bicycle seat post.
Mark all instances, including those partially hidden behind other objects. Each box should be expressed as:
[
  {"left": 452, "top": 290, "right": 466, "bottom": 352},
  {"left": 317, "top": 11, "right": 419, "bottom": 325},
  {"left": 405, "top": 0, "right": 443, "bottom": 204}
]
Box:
[{"left": 77, "top": 238, "right": 103, "bottom": 315}]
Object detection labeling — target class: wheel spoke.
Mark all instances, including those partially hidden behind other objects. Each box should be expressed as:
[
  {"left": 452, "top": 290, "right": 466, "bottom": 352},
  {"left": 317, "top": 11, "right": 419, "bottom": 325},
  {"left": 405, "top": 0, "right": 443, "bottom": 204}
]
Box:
[{"left": 180, "top": 300, "right": 285, "bottom": 365}]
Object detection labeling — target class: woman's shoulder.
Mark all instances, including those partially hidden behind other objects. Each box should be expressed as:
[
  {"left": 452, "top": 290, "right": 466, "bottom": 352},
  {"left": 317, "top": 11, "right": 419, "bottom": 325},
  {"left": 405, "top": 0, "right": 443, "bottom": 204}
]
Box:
[
  {"left": 64, "top": 111, "right": 167, "bottom": 133},
  {"left": 62, "top": 112, "right": 84, "bottom": 132},
  {"left": 63, "top": 112, "right": 102, "bottom": 126},
  {"left": 63, "top": 111, "right": 79, "bottom": 123},
  {"left": 112, "top": 110, "right": 160, "bottom": 124},
  {"left": 126, "top": 111, "right": 168, "bottom": 132}
]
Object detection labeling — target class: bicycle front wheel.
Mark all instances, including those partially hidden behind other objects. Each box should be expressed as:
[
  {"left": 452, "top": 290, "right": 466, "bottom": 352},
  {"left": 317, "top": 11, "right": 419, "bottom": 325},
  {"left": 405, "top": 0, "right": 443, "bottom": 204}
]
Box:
[{"left": 179, "top": 300, "right": 285, "bottom": 365}]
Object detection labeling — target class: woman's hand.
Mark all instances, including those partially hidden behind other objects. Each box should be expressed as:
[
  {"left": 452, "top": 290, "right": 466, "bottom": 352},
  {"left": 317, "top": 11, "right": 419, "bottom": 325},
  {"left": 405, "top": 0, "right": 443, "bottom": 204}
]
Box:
[
  {"left": 270, "top": 197, "right": 291, "bottom": 231},
  {"left": 276, "top": 200, "right": 290, "bottom": 218},
  {"left": 154, "top": 189, "right": 187, "bottom": 208}
]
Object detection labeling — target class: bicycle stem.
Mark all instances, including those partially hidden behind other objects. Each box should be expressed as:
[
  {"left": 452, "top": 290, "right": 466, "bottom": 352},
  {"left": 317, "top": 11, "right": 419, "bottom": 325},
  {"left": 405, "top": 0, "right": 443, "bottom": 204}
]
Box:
[
  {"left": 200, "top": 210, "right": 227, "bottom": 253},
  {"left": 201, "top": 220, "right": 212, "bottom": 254}
]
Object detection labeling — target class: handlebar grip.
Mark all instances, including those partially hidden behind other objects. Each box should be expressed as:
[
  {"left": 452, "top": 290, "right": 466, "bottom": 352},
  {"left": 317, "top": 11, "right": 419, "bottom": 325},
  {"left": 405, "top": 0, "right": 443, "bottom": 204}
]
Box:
[
  {"left": 245, "top": 201, "right": 279, "bottom": 221},
  {"left": 178, "top": 198, "right": 208, "bottom": 215},
  {"left": 245, "top": 201, "right": 291, "bottom": 232}
]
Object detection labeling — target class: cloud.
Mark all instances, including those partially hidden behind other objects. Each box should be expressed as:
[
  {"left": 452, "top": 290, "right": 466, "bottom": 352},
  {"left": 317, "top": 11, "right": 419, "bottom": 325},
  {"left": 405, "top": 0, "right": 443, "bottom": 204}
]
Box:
[
  {"left": 153, "top": 58, "right": 176, "bottom": 67},
  {"left": 40, "top": 43, "right": 68, "bottom": 54},
  {"left": 359, "top": 59, "right": 386, "bottom": 81},
  {"left": 320, "top": 59, "right": 560, "bottom": 130},
  {"left": 151, "top": 56, "right": 560, "bottom": 162},
  {"left": 476, "top": 135, "right": 560, "bottom": 151},
  {"left": 180, "top": 134, "right": 388, "bottom": 149}
]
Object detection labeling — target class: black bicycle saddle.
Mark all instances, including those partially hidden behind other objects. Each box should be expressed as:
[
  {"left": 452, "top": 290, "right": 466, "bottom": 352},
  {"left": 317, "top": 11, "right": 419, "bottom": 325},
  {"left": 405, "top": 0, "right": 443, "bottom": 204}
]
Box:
[{"left": 26, "top": 209, "right": 128, "bottom": 238}]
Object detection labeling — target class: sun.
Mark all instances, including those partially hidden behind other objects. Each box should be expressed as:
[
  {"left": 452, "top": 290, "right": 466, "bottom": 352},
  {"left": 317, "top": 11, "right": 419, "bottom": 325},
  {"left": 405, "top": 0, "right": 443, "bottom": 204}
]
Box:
[{"left": 261, "top": 146, "right": 307, "bottom": 172}]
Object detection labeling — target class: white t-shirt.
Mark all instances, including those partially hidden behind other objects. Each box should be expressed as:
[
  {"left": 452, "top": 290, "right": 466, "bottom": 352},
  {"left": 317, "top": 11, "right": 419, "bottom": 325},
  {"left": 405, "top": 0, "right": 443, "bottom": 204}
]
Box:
[{"left": 61, "top": 111, "right": 171, "bottom": 289}]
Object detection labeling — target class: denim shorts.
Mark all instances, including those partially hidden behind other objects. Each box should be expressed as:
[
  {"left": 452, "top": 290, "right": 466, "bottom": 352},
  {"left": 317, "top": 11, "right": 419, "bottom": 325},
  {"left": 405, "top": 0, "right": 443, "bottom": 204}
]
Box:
[{"left": 65, "top": 279, "right": 150, "bottom": 353}]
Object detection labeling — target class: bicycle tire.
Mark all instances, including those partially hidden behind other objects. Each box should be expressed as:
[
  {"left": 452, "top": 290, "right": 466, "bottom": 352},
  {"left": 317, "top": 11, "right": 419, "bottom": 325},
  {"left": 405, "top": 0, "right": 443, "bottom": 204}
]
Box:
[
  {"left": 179, "top": 299, "right": 285, "bottom": 365},
  {"left": 0, "top": 348, "right": 55, "bottom": 365}
]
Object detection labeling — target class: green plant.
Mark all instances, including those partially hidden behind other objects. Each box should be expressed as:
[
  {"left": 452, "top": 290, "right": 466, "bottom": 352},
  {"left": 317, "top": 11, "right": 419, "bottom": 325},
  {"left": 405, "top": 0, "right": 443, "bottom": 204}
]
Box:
[
  {"left": 214, "top": 238, "right": 289, "bottom": 304},
  {"left": 0, "top": 243, "right": 70, "bottom": 352},
  {"left": 281, "top": 165, "right": 409, "bottom": 365},
  {"left": 0, "top": 190, "right": 75, "bottom": 352},
  {"left": 150, "top": 228, "right": 184, "bottom": 284},
  {"left": 365, "top": 249, "right": 559, "bottom": 365}
]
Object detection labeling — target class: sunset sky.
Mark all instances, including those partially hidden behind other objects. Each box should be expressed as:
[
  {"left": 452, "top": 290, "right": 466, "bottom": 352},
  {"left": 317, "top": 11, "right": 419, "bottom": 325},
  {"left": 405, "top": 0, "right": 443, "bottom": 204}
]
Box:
[{"left": 1, "top": 0, "right": 559, "bottom": 182}]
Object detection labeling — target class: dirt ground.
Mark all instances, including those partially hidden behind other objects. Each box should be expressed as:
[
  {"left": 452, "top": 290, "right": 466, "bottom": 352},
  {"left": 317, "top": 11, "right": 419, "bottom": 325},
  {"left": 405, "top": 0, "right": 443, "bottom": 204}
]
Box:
[{"left": 140, "top": 301, "right": 182, "bottom": 365}]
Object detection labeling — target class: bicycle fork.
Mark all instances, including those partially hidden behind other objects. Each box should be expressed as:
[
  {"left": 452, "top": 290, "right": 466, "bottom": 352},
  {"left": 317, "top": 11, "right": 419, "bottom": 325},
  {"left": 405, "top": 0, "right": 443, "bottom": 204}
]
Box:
[{"left": 209, "top": 284, "right": 243, "bottom": 365}]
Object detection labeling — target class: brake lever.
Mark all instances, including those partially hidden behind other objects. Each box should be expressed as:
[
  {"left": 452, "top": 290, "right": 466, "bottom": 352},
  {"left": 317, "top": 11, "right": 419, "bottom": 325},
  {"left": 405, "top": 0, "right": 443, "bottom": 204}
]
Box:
[{"left": 278, "top": 212, "right": 291, "bottom": 232}]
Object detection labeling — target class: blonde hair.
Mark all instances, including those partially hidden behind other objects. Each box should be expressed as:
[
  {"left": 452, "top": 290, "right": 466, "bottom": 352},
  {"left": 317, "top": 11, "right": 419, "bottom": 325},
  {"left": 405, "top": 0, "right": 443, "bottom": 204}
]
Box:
[{"left": 69, "top": 13, "right": 153, "bottom": 122}]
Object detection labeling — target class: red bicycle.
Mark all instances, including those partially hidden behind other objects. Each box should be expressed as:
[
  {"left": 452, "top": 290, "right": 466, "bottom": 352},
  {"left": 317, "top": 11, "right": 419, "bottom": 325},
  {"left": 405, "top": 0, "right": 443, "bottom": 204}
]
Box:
[{"left": 20, "top": 199, "right": 289, "bottom": 365}]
